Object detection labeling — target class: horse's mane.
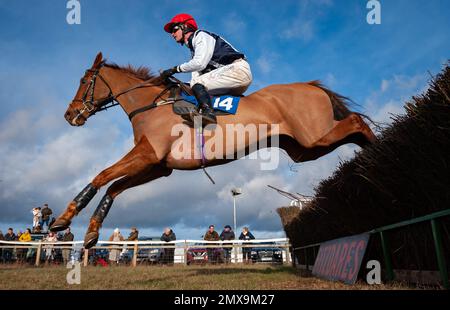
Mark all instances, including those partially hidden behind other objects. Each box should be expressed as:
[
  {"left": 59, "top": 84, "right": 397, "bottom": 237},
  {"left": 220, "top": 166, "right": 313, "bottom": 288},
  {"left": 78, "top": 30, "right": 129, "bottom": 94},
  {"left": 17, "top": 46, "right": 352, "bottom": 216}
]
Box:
[{"left": 103, "top": 61, "right": 162, "bottom": 83}]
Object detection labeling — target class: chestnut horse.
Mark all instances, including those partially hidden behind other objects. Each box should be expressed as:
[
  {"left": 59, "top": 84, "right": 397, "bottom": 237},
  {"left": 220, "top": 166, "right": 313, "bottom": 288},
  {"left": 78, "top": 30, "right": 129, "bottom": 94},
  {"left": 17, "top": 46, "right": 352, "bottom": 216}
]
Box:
[{"left": 50, "top": 52, "right": 376, "bottom": 248}]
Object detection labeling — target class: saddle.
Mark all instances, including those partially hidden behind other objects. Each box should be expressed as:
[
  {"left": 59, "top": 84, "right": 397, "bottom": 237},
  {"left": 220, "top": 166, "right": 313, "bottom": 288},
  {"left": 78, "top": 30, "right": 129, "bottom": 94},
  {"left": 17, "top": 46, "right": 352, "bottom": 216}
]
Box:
[{"left": 168, "top": 81, "right": 242, "bottom": 118}]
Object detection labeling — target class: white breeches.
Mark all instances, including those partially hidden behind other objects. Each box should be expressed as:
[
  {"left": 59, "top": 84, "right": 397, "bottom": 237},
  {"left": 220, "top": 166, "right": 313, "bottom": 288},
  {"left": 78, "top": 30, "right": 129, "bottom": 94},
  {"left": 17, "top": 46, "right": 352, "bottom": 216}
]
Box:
[{"left": 190, "top": 59, "right": 253, "bottom": 96}]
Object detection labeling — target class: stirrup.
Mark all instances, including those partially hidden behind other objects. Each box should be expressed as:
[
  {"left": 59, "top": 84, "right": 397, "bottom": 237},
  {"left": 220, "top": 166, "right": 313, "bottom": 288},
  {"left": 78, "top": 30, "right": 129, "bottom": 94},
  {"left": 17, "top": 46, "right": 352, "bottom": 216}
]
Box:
[{"left": 190, "top": 109, "right": 216, "bottom": 126}]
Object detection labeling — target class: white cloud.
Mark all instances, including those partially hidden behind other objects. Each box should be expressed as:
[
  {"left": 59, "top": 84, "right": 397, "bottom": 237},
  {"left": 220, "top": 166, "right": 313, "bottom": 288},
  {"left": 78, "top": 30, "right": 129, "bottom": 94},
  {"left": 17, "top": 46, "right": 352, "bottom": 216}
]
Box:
[
  {"left": 222, "top": 12, "right": 247, "bottom": 40},
  {"left": 256, "top": 52, "right": 279, "bottom": 75},
  {"left": 256, "top": 56, "right": 272, "bottom": 74},
  {"left": 366, "top": 73, "right": 429, "bottom": 124},
  {"left": 279, "top": 0, "right": 333, "bottom": 42},
  {"left": 324, "top": 73, "right": 338, "bottom": 87},
  {"left": 381, "top": 79, "right": 389, "bottom": 92},
  {"left": 281, "top": 20, "right": 314, "bottom": 41},
  {"left": 372, "top": 100, "right": 404, "bottom": 123},
  {"left": 391, "top": 74, "right": 425, "bottom": 90}
]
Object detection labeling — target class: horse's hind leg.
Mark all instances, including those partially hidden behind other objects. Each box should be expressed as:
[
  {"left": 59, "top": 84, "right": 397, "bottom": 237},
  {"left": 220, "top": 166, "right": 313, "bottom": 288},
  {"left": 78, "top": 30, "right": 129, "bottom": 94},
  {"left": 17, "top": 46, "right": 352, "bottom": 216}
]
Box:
[
  {"left": 83, "top": 164, "right": 172, "bottom": 249},
  {"left": 50, "top": 136, "right": 158, "bottom": 232},
  {"left": 312, "top": 113, "right": 376, "bottom": 148},
  {"left": 285, "top": 113, "right": 376, "bottom": 163}
]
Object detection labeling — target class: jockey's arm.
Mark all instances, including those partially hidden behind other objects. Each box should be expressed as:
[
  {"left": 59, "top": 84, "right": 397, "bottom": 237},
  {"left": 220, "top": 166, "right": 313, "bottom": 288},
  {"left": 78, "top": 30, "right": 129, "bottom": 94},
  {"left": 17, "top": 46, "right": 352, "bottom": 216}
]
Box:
[{"left": 178, "top": 31, "right": 215, "bottom": 73}]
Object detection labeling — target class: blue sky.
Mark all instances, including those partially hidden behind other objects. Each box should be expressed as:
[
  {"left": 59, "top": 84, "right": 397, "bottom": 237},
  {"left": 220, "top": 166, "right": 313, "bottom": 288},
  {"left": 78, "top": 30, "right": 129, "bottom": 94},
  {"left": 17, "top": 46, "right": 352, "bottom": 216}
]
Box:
[{"left": 0, "top": 0, "right": 449, "bottom": 240}]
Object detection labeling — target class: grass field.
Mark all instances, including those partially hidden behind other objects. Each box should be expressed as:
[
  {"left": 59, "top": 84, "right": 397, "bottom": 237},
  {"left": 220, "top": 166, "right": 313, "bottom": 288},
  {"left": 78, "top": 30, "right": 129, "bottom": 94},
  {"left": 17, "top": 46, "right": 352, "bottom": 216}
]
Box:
[{"left": 0, "top": 264, "right": 418, "bottom": 290}]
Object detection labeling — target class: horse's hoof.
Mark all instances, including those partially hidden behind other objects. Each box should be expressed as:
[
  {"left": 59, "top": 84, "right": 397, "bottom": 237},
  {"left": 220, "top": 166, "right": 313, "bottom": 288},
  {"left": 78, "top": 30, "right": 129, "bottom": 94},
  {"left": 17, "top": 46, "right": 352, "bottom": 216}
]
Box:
[
  {"left": 84, "top": 232, "right": 99, "bottom": 249},
  {"left": 49, "top": 219, "right": 71, "bottom": 232}
]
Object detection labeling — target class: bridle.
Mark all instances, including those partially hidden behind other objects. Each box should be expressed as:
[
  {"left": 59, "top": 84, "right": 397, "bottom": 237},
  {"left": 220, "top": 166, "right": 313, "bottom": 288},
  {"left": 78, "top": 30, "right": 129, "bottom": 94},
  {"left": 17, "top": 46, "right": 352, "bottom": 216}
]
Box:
[
  {"left": 71, "top": 65, "right": 118, "bottom": 125},
  {"left": 70, "top": 63, "right": 185, "bottom": 125}
]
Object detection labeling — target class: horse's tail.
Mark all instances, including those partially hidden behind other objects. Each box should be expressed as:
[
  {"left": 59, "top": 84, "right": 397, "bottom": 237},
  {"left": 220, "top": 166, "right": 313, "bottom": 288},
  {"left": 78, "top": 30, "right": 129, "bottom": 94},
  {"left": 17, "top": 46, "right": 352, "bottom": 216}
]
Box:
[
  {"left": 308, "top": 80, "right": 380, "bottom": 129},
  {"left": 308, "top": 80, "right": 352, "bottom": 121}
]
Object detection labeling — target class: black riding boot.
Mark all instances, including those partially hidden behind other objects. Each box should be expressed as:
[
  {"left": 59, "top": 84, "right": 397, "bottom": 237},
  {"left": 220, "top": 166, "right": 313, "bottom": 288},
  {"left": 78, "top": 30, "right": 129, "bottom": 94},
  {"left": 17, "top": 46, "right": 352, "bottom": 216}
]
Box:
[{"left": 191, "top": 83, "right": 217, "bottom": 125}]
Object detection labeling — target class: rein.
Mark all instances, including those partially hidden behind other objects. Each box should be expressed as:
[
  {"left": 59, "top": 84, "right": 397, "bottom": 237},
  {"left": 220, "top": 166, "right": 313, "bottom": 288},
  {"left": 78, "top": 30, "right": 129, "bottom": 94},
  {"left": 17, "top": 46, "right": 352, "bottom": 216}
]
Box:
[{"left": 72, "top": 64, "right": 186, "bottom": 123}]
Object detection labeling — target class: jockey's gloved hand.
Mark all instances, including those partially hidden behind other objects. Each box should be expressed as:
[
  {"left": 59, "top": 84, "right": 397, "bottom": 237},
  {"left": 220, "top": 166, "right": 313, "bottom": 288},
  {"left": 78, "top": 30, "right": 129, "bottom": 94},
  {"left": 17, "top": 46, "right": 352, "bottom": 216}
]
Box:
[{"left": 161, "top": 66, "right": 179, "bottom": 81}]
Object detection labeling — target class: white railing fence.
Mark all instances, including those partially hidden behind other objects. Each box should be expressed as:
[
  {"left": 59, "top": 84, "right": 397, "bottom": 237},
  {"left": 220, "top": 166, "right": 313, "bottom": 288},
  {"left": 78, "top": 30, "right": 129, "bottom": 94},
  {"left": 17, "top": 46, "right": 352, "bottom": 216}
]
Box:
[{"left": 0, "top": 238, "right": 291, "bottom": 267}]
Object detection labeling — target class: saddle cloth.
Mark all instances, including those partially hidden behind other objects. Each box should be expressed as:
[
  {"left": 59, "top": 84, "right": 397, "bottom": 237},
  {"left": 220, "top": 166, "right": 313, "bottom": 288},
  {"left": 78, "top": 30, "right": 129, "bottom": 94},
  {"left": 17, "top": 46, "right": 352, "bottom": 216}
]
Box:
[{"left": 179, "top": 92, "right": 241, "bottom": 115}]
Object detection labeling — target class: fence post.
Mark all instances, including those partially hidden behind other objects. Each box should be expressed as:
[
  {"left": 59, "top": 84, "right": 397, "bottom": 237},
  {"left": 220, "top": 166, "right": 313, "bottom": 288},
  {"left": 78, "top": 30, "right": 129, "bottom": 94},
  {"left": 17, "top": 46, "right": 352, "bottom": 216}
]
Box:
[
  {"left": 286, "top": 246, "right": 291, "bottom": 265},
  {"left": 379, "top": 231, "right": 394, "bottom": 281},
  {"left": 83, "top": 249, "right": 88, "bottom": 267},
  {"left": 305, "top": 248, "right": 309, "bottom": 270},
  {"left": 431, "top": 219, "right": 449, "bottom": 289},
  {"left": 291, "top": 247, "right": 296, "bottom": 268},
  {"left": 35, "top": 241, "right": 42, "bottom": 267},
  {"left": 184, "top": 240, "right": 188, "bottom": 266},
  {"left": 132, "top": 242, "right": 138, "bottom": 267}
]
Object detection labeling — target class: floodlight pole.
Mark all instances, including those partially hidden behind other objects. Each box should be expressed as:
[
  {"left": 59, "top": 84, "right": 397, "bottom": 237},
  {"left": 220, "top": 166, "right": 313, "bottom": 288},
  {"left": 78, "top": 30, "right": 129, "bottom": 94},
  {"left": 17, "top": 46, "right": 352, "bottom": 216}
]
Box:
[
  {"left": 231, "top": 188, "right": 242, "bottom": 233},
  {"left": 233, "top": 195, "right": 237, "bottom": 233}
]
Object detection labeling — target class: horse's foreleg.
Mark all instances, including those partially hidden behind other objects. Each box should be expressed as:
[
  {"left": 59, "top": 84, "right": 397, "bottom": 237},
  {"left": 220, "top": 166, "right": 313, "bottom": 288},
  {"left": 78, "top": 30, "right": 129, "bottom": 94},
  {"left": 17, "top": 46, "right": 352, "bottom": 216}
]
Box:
[
  {"left": 50, "top": 136, "right": 158, "bottom": 232},
  {"left": 50, "top": 183, "right": 98, "bottom": 232},
  {"left": 83, "top": 165, "right": 173, "bottom": 249}
]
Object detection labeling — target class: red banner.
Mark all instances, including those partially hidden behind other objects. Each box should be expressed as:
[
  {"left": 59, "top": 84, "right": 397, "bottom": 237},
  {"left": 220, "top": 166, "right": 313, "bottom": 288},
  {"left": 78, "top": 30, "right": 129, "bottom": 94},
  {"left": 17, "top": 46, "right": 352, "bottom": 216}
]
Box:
[{"left": 312, "top": 233, "right": 370, "bottom": 284}]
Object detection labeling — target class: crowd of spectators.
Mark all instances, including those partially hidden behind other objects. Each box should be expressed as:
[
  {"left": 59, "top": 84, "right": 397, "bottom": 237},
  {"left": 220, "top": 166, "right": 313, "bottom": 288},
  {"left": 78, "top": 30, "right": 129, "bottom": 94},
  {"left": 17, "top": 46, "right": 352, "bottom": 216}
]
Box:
[
  {"left": 202, "top": 224, "right": 255, "bottom": 264},
  {"left": 0, "top": 214, "right": 259, "bottom": 266}
]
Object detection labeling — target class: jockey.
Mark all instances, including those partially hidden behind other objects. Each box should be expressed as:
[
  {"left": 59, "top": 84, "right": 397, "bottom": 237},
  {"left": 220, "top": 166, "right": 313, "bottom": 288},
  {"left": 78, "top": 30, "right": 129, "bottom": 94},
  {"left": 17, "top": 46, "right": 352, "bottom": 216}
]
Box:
[{"left": 161, "top": 13, "right": 253, "bottom": 125}]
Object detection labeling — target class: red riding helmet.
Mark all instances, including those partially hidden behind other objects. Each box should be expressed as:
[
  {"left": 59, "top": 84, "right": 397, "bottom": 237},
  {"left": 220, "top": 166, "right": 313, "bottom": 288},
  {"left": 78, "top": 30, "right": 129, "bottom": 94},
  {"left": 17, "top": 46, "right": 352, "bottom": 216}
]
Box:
[{"left": 164, "top": 13, "right": 198, "bottom": 33}]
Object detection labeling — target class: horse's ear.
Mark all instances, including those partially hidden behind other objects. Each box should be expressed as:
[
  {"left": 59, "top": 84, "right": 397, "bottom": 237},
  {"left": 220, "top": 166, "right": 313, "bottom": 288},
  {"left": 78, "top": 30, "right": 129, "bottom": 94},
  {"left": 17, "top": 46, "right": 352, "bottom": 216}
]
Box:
[{"left": 93, "top": 52, "right": 103, "bottom": 68}]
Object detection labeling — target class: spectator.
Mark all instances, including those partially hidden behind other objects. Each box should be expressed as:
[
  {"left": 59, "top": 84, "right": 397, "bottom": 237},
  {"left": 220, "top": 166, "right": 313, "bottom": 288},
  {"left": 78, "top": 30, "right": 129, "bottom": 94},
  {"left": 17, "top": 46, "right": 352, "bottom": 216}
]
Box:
[
  {"left": 40, "top": 204, "right": 53, "bottom": 231},
  {"left": 31, "top": 207, "right": 41, "bottom": 229},
  {"left": 19, "top": 228, "right": 31, "bottom": 242},
  {"left": 220, "top": 225, "right": 235, "bottom": 263},
  {"left": 126, "top": 227, "right": 139, "bottom": 241},
  {"left": 32, "top": 224, "right": 42, "bottom": 234},
  {"left": 239, "top": 227, "right": 255, "bottom": 264},
  {"left": 204, "top": 225, "right": 219, "bottom": 241},
  {"left": 0, "top": 230, "right": 4, "bottom": 263},
  {"left": 4, "top": 228, "right": 16, "bottom": 263},
  {"left": 3, "top": 228, "right": 16, "bottom": 263},
  {"left": 19, "top": 228, "right": 32, "bottom": 263},
  {"left": 44, "top": 232, "right": 58, "bottom": 264},
  {"left": 49, "top": 217, "right": 56, "bottom": 229},
  {"left": 108, "top": 228, "right": 124, "bottom": 264},
  {"left": 160, "top": 227, "right": 176, "bottom": 264},
  {"left": 57, "top": 232, "right": 64, "bottom": 241},
  {"left": 204, "top": 225, "right": 220, "bottom": 263},
  {"left": 120, "top": 227, "right": 139, "bottom": 262},
  {"left": 62, "top": 228, "right": 74, "bottom": 265}
]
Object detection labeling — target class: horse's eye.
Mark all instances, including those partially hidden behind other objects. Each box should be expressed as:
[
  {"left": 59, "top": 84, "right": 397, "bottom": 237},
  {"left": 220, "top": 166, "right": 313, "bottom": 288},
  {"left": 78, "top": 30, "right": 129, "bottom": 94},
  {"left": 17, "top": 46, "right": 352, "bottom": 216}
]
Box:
[{"left": 81, "top": 78, "right": 87, "bottom": 84}]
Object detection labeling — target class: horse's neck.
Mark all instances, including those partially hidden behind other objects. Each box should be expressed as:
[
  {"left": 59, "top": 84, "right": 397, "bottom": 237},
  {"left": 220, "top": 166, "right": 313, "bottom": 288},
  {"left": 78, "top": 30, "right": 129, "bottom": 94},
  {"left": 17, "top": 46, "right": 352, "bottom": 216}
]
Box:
[{"left": 102, "top": 67, "right": 163, "bottom": 116}]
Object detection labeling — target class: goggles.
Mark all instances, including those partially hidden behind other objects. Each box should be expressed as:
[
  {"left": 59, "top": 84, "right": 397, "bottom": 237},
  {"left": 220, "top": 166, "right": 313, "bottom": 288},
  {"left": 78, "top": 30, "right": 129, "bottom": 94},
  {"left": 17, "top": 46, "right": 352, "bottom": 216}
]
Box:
[{"left": 171, "top": 25, "right": 182, "bottom": 33}]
